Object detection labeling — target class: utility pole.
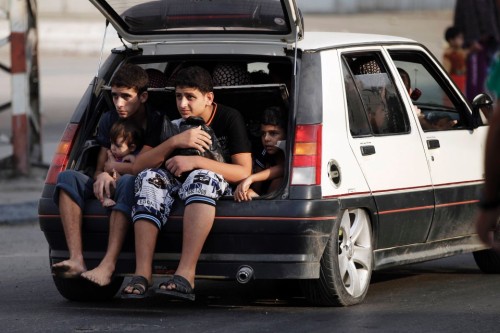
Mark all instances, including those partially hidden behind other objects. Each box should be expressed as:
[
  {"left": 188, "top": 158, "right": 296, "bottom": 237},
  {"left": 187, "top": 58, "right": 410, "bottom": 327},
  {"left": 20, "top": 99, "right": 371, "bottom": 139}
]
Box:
[{"left": 1, "top": 0, "right": 41, "bottom": 176}]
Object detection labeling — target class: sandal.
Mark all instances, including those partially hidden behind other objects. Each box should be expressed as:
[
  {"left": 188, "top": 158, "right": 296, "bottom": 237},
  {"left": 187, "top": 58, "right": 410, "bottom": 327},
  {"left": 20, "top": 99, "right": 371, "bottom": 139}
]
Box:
[
  {"left": 120, "top": 275, "right": 151, "bottom": 299},
  {"left": 156, "top": 275, "right": 195, "bottom": 301}
]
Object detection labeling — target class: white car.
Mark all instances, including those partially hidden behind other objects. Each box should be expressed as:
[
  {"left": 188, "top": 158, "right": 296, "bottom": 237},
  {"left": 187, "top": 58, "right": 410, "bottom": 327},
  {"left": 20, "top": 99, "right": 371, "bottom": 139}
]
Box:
[{"left": 39, "top": 0, "right": 496, "bottom": 306}]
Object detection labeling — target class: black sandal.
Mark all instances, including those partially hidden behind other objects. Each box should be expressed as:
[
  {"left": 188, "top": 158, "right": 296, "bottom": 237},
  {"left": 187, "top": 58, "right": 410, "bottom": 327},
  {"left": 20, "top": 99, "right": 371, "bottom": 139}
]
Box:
[
  {"left": 120, "top": 275, "right": 151, "bottom": 299},
  {"left": 156, "top": 275, "right": 195, "bottom": 301}
]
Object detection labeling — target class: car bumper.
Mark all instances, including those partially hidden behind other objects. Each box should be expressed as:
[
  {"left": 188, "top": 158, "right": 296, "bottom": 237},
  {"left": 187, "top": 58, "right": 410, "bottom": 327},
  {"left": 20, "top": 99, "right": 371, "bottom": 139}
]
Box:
[{"left": 39, "top": 184, "right": 339, "bottom": 280}]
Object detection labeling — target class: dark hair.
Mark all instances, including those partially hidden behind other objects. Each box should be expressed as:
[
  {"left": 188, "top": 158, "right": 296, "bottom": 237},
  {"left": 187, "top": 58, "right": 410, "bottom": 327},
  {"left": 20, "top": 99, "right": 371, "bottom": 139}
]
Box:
[
  {"left": 445, "top": 26, "right": 462, "bottom": 42},
  {"left": 173, "top": 66, "right": 213, "bottom": 93},
  {"left": 110, "top": 63, "right": 149, "bottom": 93},
  {"left": 397, "top": 67, "right": 411, "bottom": 92},
  {"left": 261, "top": 106, "right": 287, "bottom": 132},
  {"left": 109, "top": 118, "right": 143, "bottom": 149}
]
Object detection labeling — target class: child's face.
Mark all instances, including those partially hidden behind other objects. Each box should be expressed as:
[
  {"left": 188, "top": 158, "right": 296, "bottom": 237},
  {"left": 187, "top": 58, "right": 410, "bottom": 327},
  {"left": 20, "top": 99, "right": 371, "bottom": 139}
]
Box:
[
  {"left": 450, "top": 34, "right": 464, "bottom": 48},
  {"left": 261, "top": 124, "right": 286, "bottom": 155},
  {"left": 111, "top": 86, "right": 147, "bottom": 119},
  {"left": 110, "top": 136, "right": 134, "bottom": 159},
  {"left": 175, "top": 86, "right": 214, "bottom": 121}
]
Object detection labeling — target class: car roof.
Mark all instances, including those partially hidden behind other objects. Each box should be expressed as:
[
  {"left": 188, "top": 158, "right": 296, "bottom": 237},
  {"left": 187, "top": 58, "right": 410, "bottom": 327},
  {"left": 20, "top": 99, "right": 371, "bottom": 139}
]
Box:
[{"left": 297, "top": 31, "right": 417, "bottom": 51}]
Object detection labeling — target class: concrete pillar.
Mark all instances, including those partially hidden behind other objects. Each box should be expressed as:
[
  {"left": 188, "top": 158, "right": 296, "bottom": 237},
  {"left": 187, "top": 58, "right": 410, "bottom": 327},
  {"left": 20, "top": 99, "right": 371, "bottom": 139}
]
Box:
[{"left": 9, "top": 0, "right": 40, "bottom": 175}]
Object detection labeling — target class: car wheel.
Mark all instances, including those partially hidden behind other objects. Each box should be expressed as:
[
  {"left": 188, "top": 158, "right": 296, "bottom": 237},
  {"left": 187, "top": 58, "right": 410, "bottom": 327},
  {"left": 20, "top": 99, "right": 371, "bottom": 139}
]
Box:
[
  {"left": 473, "top": 249, "right": 500, "bottom": 273},
  {"left": 301, "top": 208, "right": 373, "bottom": 306},
  {"left": 53, "top": 275, "right": 124, "bottom": 302}
]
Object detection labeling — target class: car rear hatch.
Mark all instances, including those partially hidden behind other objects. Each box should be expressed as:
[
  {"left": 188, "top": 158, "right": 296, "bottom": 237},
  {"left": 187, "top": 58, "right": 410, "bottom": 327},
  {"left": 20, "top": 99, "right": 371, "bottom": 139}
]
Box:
[{"left": 88, "top": 0, "right": 303, "bottom": 47}]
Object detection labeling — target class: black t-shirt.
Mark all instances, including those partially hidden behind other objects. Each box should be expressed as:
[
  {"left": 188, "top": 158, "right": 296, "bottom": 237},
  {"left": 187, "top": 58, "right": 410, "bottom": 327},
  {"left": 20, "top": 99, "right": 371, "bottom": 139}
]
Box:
[
  {"left": 96, "top": 105, "right": 163, "bottom": 150},
  {"left": 254, "top": 148, "right": 278, "bottom": 170},
  {"left": 205, "top": 103, "right": 252, "bottom": 161},
  {"left": 171, "top": 103, "right": 251, "bottom": 162}
]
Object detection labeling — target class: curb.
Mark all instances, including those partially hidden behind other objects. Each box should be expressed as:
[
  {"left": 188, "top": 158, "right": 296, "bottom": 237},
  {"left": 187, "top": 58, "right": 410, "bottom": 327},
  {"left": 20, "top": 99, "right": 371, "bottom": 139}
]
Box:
[{"left": 0, "top": 201, "right": 38, "bottom": 225}]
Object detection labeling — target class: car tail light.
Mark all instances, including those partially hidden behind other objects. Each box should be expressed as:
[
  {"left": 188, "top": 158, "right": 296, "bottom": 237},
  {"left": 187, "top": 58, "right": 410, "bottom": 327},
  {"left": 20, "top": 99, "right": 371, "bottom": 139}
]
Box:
[
  {"left": 44, "top": 124, "right": 79, "bottom": 185},
  {"left": 291, "top": 124, "right": 322, "bottom": 185}
]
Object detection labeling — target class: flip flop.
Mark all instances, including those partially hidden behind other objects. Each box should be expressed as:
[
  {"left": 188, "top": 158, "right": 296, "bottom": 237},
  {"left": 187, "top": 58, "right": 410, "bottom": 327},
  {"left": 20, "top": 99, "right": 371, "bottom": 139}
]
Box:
[
  {"left": 156, "top": 275, "right": 195, "bottom": 301},
  {"left": 120, "top": 275, "right": 151, "bottom": 299}
]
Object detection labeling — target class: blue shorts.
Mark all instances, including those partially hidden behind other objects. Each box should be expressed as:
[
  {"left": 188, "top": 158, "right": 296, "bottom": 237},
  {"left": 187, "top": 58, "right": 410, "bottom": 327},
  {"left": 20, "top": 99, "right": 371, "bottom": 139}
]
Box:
[
  {"left": 132, "top": 168, "right": 232, "bottom": 229},
  {"left": 53, "top": 170, "right": 136, "bottom": 219}
]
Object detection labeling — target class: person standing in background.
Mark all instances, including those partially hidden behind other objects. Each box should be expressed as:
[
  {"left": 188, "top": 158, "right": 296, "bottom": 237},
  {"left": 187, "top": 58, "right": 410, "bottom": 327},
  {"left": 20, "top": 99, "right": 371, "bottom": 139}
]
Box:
[
  {"left": 454, "top": 0, "right": 500, "bottom": 101},
  {"left": 443, "top": 26, "right": 469, "bottom": 94}
]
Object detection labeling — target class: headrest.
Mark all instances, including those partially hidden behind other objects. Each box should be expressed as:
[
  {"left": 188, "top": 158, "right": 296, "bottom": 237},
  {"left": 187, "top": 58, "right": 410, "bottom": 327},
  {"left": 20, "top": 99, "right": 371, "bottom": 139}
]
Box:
[
  {"left": 212, "top": 63, "right": 252, "bottom": 86},
  {"left": 146, "top": 68, "right": 169, "bottom": 88}
]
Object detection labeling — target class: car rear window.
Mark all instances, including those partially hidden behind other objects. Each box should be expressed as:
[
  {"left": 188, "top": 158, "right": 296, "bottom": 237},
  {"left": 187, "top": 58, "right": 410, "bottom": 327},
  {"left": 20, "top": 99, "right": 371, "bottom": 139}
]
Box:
[{"left": 101, "top": 0, "right": 291, "bottom": 35}]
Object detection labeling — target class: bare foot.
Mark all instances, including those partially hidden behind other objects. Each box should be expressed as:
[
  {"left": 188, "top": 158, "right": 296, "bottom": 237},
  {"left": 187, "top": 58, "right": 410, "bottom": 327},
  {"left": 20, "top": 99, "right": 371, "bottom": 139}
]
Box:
[
  {"left": 52, "top": 260, "right": 86, "bottom": 279},
  {"left": 102, "top": 198, "right": 116, "bottom": 207},
  {"left": 81, "top": 264, "right": 114, "bottom": 287}
]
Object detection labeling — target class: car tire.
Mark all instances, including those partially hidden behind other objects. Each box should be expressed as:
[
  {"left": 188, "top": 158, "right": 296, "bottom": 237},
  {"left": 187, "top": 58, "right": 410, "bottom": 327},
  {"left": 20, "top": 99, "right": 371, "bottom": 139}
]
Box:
[
  {"left": 53, "top": 275, "right": 124, "bottom": 302},
  {"left": 473, "top": 249, "right": 500, "bottom": 273},
  {"left": 301, "top": 208, "right": 373, "bottom": 306}
]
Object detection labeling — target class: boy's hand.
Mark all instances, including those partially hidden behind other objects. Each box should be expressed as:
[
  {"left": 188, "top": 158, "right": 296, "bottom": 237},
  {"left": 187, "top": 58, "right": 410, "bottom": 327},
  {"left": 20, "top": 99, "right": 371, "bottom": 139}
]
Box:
[
  {"left": 164, "top": 155, "right": 199, "bottom": 177},
  {"left": 104, "top": 150, "right": 117, "bottom": 174},
  {"left": 93, "top": 172, "right": 116, "bottom": 203},
  {"left": 234, "top": 177, "right": 258, "bottom": 202},
  {"left": 175, "top": 126, "right": 212, "bottom": 153},
  {"left": 235, "top": 188, "right": 258, "bottom": 202}
]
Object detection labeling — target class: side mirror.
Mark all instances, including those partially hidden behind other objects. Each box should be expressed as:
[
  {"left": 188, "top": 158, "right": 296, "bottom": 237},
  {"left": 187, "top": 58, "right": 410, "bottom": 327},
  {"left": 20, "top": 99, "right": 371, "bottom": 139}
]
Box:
[{"left": 471, "top": 93, "right": 494, "bottom": 127}]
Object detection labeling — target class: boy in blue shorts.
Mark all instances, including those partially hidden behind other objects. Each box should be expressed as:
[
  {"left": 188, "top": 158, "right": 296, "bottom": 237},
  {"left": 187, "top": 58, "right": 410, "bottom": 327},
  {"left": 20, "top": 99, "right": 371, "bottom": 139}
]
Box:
[{"left": 52, "top": 64, "right": 163, "bottom": 287}]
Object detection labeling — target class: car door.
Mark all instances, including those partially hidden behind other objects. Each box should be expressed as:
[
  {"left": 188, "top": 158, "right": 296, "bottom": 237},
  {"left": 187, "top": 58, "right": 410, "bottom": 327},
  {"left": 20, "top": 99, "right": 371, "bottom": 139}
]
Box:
[
  {"left": 342, "top": 49, "right": 434, "bottom": 249},
  {"left": 388, "top": 47, "right": 488, "bottom": 241}
]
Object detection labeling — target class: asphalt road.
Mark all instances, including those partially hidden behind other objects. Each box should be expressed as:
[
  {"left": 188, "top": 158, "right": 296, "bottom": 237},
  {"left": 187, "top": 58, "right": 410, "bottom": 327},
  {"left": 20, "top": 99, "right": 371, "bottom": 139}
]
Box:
[{"left": 2, "top": 222, "right": 500, "bottom": 333}]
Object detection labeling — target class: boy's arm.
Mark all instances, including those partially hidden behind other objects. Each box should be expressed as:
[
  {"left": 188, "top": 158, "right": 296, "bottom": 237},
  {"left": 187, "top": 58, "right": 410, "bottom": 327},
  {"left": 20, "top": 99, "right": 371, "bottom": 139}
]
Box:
[
  {"left": 93, "top": 147, "right": 108, "bottom": 179},
  {"left": 93, "top": 147, "right": 115, "bottom": 203},
  {"left": 132, "top": 140, "right": 176, "bottom": 174},
  {"left": 106, "top": 145, "right": 153, "bottom": 175},
  {"left": 245, "top": 164, "right": 284, "bottom": 185},
  {"left": 164, "top": 152, "right": 252, "bottom": 184},
  {"left": 132, "top": 127, "right": 212, "bottom": 175}
]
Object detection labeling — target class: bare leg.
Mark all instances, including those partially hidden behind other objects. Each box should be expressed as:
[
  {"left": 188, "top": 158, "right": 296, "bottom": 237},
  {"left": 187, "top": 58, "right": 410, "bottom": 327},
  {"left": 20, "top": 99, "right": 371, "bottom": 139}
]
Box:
[
  {"left": 163, "top": 203, "right": 215, "bottom": 290},
  {"left": 122, "top": 219, "right": 158, "bottom": 295},
  {"left": 81, "top": 211, "right": 129, "bottom": 286},
  {"left": 52, "top": 190, "right": 87, "bottom": 278}
]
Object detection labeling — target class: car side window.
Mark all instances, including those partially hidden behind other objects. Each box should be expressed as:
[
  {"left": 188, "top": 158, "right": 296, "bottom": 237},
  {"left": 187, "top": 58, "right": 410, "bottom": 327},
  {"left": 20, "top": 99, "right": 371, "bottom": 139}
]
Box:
[
  {"left": 342, "top": 53, "right": 410, "bottom": 137},
  {"left": 389, "top": 50, "right": 471, "bottom": 131}
]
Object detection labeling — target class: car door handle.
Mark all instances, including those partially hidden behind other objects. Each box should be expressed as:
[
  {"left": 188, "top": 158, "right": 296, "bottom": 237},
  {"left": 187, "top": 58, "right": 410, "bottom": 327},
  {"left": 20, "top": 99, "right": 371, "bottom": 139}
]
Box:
[
  {"left": 427, "top": 139, "right": 440, "bottom": 149},
  {"left": 361, "top": 145, "right": 376, "bottom": 156}
]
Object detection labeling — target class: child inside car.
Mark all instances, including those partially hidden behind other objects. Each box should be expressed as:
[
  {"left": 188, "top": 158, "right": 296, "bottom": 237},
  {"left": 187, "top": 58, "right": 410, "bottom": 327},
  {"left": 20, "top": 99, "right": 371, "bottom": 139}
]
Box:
[
  {"left": 102, "top": 118, "right": 143, "bottom": 207},
  {"left": 234, "top": 106, "right": 286, "bottom": 202}
]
